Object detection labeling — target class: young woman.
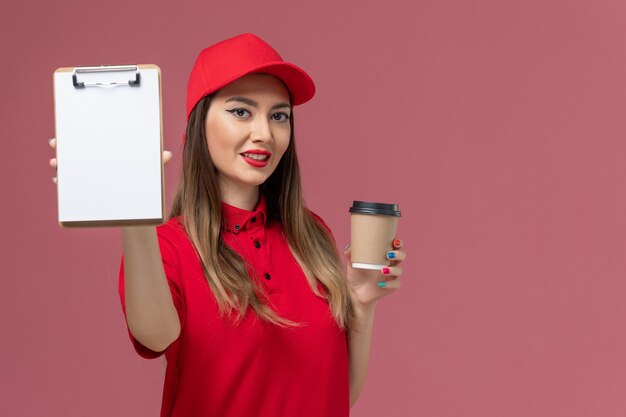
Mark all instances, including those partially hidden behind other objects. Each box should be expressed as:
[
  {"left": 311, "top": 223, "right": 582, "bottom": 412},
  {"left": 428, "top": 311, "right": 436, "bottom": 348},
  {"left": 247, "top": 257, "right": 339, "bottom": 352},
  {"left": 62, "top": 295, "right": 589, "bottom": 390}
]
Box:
[{"left": 50, "top": 33, "right": 406, "bottom": 417}]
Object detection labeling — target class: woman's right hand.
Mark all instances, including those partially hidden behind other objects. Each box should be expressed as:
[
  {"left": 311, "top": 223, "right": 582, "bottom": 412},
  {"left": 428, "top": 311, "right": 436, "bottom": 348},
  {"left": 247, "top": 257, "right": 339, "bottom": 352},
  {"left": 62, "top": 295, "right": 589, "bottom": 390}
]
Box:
[
  {"left": 48, "top": 137, "right": 173, "bottom": 185},
  {"left": 47, "top": 138, "right": 180, "bottom": 350}
]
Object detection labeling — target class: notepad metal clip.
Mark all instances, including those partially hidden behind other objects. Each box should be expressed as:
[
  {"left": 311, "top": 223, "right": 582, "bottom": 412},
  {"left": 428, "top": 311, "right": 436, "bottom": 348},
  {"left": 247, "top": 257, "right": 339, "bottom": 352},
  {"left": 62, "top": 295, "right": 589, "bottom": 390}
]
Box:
[{"left": 72, "top": 65, "right": 141, "bottom": 88}]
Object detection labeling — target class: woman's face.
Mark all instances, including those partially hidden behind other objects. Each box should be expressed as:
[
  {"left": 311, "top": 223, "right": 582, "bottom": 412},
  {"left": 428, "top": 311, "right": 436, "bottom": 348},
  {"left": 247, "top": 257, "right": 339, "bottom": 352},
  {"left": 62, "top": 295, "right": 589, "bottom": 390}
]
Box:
[{"left": 205, "top": 73, "right": 292, "bottom": 199}]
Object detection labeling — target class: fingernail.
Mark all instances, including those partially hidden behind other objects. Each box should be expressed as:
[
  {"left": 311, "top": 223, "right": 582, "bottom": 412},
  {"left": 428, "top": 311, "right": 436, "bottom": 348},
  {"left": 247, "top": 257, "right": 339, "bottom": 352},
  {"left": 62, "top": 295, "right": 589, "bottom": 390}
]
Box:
[
  {"left": 393, "top": 238, "right": 401, "bottom": 248},
  {"left": 48, "top": 138, "right": 53, "bottom": 144},
  {"left": 382, "top": 267, "right": 390, "bottom": 275},
  {"left": 344, "top": 243, "right": 350, "bottom": 251},
  {"left": 387, "top": 251, "right": 396, "bottom": 259},
  {"left": 52, "top": 176, "right": 56, "bottom": 183},
  {"left": 377, "top": 282, "right": 387, "bottom": 288}
]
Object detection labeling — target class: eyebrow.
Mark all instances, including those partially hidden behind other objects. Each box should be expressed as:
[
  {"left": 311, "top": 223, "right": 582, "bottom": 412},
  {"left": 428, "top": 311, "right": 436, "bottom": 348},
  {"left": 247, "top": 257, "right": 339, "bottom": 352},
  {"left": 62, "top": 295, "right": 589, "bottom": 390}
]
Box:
[{"left": 225, "top": 96, "right": 291, "bottom": 110}]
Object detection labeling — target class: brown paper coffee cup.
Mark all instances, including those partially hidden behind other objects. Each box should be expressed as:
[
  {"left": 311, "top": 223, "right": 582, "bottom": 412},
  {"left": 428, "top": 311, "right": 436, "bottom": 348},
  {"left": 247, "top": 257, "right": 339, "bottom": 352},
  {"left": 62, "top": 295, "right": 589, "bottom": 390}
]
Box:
[{"left": 350, "top": 201, "right": 401, "bottom": 269}]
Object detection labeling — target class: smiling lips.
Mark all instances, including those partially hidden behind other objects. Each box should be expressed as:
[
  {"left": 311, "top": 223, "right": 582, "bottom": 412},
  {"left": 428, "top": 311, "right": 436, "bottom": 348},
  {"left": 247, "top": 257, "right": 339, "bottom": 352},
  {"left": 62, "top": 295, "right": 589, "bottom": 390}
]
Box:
[{"left": 240, "top": 150, "right": 271, "bottom": 167}]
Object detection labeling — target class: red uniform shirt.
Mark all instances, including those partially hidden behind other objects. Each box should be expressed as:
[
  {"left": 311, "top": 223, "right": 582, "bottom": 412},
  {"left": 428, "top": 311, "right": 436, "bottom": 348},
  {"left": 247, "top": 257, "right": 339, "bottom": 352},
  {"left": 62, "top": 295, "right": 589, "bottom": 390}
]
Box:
[{"left": 118, "top": 195, "right": 349, "bottom": 417}]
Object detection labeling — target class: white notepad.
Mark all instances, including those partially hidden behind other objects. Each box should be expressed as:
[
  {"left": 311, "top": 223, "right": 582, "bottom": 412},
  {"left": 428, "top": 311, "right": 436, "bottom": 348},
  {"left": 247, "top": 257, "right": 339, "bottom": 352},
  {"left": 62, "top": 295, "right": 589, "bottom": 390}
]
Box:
[{"left": 53, "top": 65, "right": 164, "bottom": 227}]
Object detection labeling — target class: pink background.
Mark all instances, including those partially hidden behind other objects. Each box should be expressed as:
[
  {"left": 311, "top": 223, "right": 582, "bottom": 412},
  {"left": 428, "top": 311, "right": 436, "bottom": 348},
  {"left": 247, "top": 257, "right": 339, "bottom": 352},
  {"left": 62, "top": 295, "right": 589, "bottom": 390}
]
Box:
[{"left": 2, "top": 0, "right": 626, "bottom": 416}]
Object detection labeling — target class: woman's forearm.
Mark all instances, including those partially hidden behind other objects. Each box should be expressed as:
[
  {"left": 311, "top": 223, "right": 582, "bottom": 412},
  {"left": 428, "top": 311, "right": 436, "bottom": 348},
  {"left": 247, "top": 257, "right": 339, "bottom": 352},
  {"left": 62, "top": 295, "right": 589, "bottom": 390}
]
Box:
[
  {"left": 122, "top": 226, "right": 180, "bottom": 352},
  {"left": 348, "top": 301, "right": 377, "bottom": 407}
]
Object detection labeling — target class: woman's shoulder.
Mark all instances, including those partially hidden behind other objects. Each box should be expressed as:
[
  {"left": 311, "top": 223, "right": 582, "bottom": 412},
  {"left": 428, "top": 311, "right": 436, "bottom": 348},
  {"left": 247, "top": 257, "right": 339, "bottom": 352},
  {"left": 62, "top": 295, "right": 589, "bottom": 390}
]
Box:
[
  {"left": 157, "top": 215, "right": 184, "bottom": 231},
  {"left": 306, "top": 208, "right": 326, "bottom": 224},
  {"left": 156, "top": 216, "right": 188, "bottom": 243},
  {"left": 306, "top": 209, "right": 334, "bottom": 236},
  {"left": 153, "top": 216, "right": 198, "bottom": 264}
]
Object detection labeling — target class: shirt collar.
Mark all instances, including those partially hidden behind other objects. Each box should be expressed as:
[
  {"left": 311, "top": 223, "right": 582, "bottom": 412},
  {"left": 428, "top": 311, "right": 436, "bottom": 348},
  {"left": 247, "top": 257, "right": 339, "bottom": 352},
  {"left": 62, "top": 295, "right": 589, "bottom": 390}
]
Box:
[{"left": 221, "top": 194, "right": 267, "bottom": 233}]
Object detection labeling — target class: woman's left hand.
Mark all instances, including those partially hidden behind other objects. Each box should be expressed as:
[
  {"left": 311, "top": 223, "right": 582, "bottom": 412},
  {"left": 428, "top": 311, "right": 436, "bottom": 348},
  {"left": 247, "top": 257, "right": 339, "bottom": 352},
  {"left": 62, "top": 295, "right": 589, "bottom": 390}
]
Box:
[{"left": 344, "top": 238, "right": 405, "bottom": 310}]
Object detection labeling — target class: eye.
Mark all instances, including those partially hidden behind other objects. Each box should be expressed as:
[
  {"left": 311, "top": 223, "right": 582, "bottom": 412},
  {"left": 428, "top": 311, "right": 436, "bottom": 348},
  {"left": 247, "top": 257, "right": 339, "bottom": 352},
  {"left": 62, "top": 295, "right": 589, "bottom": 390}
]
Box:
[
  {"left": 227, "top": 108, "right": 251, "bottom": 118},
  {"left": 272, "top": 112, "right": 289, "bottom": 122}
]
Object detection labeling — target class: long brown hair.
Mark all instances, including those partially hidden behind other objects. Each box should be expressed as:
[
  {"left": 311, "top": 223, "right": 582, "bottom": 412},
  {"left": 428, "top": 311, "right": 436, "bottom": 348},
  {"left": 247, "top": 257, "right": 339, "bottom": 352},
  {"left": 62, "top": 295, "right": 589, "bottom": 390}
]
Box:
[{"left": 169, "top": 93, "right": 354, "bottom": 330}]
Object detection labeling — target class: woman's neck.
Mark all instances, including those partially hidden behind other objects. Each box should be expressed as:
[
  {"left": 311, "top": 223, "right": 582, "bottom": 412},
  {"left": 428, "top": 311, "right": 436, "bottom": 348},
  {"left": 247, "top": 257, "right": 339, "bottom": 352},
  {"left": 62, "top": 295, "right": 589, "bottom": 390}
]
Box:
[{"left": 220, "top": 184, "right": 260, "bottom": 211}]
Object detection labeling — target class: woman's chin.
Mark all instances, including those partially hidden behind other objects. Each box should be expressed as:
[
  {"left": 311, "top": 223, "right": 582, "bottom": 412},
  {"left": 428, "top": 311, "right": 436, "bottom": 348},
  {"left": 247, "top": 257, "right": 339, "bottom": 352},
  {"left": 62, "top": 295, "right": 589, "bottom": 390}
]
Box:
[{"left": 241, "top": 174, "right": 271, "bottom": 188}]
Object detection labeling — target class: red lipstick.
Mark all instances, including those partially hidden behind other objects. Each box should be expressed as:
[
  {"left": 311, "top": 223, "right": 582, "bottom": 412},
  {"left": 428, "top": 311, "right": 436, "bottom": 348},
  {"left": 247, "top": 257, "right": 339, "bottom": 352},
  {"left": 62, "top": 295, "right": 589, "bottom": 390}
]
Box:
[{"left": 240, "top": 149, "right": 271, "bottom": 168}]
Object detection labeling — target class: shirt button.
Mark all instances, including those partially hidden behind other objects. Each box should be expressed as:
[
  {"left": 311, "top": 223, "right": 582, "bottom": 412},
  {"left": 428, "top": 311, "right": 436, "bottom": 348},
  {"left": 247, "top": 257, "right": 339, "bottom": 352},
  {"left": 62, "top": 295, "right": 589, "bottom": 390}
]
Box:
[
  {"left": 264, "top": 273, "right": 271, "bottom": 280},
  {"left": 254, "top": 241, "right": 261, "bottom": 249},
  {"left": 234, "top": 224, "right": 240, "bottom": 231},
  {"left": 251, "top": 216, "right": 256, "bottom": 223}
]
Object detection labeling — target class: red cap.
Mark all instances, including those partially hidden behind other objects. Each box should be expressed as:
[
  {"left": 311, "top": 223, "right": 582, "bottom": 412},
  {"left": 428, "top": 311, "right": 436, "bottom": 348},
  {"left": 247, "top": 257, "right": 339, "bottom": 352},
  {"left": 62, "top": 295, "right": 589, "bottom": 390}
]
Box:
[{"left": 186, "top": 33, "right": 316, "bottom": 121}]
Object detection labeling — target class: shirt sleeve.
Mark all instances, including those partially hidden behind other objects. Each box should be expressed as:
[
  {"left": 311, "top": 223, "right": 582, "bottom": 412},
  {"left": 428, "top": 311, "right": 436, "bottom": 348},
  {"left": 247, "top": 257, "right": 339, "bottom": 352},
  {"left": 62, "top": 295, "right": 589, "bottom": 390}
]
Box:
[{"left": 118, "top": 224, "right": 185, "bottom": 359}]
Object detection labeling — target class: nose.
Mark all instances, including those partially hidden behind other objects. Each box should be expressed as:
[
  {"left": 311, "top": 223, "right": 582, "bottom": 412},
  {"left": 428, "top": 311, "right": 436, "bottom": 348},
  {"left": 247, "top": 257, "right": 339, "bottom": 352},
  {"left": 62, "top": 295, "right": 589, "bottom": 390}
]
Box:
[{"left": 249, "top": 117, "right": 272, "bottom": 143}]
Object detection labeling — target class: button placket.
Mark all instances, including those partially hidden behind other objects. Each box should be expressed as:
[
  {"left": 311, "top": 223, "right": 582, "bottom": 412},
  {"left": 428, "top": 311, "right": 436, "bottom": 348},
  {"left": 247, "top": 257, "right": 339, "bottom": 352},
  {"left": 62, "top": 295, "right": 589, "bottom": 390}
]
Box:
[
  {"left": 235, "top": 228, "right": 266, "bottom": 291},
  {"left": 249, "top": 222, "right": 266, "bottom": 249},
  {"left": 251, "top": 227, "right": 275, "bottom": 292}
]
